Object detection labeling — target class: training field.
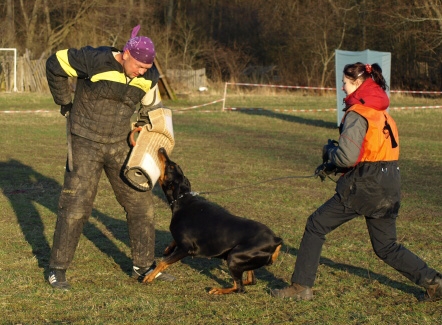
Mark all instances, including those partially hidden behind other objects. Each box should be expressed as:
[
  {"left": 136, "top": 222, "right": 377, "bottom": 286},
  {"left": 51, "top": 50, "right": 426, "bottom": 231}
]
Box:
[{"left": 0, "top": 93, "right": 441, "bottom": 324}]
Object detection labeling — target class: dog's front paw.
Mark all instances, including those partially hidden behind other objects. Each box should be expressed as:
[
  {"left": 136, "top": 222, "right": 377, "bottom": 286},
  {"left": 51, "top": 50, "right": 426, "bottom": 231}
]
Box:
[
  {"left": 142, "top": 274, "right": 156, "bottom": 283},
  {"left": 208, "top": 287, "right": 243, "bottom": 295}
]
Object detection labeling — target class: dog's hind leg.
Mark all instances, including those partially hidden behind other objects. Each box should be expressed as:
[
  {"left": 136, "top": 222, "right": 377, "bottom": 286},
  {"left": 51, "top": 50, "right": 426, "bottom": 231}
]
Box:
[
  {"left": 243, "top": 270, "right": 256, "bottom": 286},
  {"left": 208, "top": 270, "right": 245, "bottom": 295},
  {"left": 208, "top": 261, "right": 246, "bottom": 295}
]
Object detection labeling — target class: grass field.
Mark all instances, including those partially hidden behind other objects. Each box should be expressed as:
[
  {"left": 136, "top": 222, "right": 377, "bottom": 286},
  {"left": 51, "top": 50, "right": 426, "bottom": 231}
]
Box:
[{"left": 0, "top": 92, "right": 441, "bottom": 324}]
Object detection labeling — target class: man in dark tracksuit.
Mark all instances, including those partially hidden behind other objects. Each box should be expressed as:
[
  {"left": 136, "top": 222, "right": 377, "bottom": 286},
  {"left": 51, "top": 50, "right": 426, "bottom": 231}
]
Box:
[
  {"left": 46, "top": 25, "right": 174, "bottom": 289},
  {"left": 272, "top": 62, "right": 441, "bottom": 301}
]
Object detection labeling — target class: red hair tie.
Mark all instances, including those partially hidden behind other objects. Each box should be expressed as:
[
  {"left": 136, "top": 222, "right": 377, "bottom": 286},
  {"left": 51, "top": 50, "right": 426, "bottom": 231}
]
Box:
[{"left": 365, "top": 64, "right": 372, "bottom": 74}]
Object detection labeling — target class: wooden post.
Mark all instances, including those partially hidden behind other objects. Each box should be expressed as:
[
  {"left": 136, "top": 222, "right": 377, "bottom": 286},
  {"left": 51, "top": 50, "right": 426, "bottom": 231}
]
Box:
[{"left": 154, "top": 58, "right": 176, "bottom": 101}]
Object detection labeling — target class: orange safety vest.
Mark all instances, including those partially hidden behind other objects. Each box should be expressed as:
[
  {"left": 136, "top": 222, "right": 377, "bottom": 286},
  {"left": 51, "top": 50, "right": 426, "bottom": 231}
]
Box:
[{"left": 343, "top": 104, "right": 400, "bottom": 163}]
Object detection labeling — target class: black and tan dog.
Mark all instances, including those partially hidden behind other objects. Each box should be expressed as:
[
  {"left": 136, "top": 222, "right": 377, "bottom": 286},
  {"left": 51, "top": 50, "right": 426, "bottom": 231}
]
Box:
[{"left": 142, "top": 148, "right": 283, "bottom": 294}]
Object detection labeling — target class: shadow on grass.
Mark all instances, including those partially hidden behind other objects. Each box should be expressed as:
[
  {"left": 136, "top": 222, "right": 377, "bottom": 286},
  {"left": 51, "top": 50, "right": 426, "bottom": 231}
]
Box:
[
  {"left": 237, "top": 108, "right": 338, "bottom": 129},
  {"left": 0, "top": 159, "right": 170, "bottom": 280},
  {"left": 162, "top": 235, "right": 287, "bottom": 294},
  {"left": 0, "top": 159, "right": 425, "bottom": 298},
  {"left": 280, "top": 244, "right": 423, "bottom": 300}
]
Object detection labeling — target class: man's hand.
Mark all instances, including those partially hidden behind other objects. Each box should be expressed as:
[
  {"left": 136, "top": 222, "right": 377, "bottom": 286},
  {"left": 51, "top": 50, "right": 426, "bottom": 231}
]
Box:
[
  {"left": 315, "top": 162, "right": 337, "bottom": 182},
  {"left": 134, "top": 115, "right": 152, "bottom": 127},
  {"left": 322, "top": 139, "right": 339, "bottom": 163},
  {"left": 60, "top": 103, "right": 73, "bottom": 117}
]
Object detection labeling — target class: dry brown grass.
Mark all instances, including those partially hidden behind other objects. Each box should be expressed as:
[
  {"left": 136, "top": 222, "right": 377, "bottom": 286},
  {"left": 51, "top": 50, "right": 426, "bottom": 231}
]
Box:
[{"left": 0, "top": 93, "right": 441, "bottom": 324}]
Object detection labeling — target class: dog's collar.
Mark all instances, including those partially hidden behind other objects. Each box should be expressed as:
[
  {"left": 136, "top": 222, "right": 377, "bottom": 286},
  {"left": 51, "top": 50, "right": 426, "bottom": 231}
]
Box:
[{"left": 169, "top": 191, "right": 198, "bottom": 206}]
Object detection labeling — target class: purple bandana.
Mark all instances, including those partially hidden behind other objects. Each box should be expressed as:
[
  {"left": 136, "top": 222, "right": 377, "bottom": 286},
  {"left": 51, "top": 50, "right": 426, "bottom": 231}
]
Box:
[{"left": 123, "top": 25, "right": 156, "bottom": 64}]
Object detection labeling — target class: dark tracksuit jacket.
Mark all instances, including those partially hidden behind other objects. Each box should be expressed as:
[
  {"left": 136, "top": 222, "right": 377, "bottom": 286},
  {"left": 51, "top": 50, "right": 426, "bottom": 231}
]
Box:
[
  {"left": 46, "top": 46, "right": 159, "bottom": 270},
  {"left": 46, "top": 46, "right": 159, "bottom": 143}
]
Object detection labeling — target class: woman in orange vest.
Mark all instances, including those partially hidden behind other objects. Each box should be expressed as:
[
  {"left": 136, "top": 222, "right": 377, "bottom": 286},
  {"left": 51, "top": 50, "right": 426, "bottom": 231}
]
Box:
[{"left": 272, "top": 62, "right": 441, "bottom": 302}]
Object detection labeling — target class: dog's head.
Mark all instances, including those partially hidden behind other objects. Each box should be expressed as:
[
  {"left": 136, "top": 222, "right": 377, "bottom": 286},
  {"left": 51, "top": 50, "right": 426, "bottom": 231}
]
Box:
[{"left": 158, "top": 148, "right": 191, "bottom": 204}]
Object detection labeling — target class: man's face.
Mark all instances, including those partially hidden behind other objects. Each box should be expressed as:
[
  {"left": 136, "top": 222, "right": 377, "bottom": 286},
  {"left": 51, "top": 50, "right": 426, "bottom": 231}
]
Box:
[{"left": 122, "top": 50, "right": 153, "bottom": 78}]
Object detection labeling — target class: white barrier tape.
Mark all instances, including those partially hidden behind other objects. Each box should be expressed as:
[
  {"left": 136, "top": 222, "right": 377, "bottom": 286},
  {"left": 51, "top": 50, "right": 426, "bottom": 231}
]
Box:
[
  {"left": 0, "top": 110, "right": 51, "bottom": 113},
  {"left": 390, "top": 105, "right": 442, "bottom": 110},
  {"left": 224, "top": 106, "right": 442, "bottom": 113},
  {"left": 175, "top": 98, "right": 224, "bottom": 111},
  {"left": 224, "top": 107, "right": 337, "bottom": 113},
  {"left": 284, "top": 108, "right": 337, "bottom": 112},
  {"left": 226, "top": 82, "right": 442, "bottom": 94},
  {"left": 2, "top": 105, "right": 441, "bottom": 115},
  {"left": 1, "top": 104, "right": 441, "bottom": 115},
  {"left": 390, "top": 90, "right": 442, "bottom": 94},
  {"left": 226, "top": 82, "right": 335, "bottom": 91}
]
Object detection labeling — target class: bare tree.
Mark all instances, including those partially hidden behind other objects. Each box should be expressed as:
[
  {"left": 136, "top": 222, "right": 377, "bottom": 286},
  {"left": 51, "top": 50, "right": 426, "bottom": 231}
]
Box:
[
  {"left": 379, "top": 0, "right": 442, "bottom": 89},
  {"left": 19, "top": 0, "right": 43, "bottom": 51},
  {"left": 3, "top": 0, "right": 16, "bottom": 46},
  {"left": 44, "top": 0, "right": 99, "bottom": 53},
  {"left": 1, "top": 0, "right": 441, "bottom": 90},
  {"left": 395, "top": 0, "right": 442, "bottom": 49}
]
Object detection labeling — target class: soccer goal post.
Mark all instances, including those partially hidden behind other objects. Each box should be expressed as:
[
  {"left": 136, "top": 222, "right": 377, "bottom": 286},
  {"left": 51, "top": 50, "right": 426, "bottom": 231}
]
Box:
[{"left": 0, "top": 48, "right": 18, "bottom": 92}]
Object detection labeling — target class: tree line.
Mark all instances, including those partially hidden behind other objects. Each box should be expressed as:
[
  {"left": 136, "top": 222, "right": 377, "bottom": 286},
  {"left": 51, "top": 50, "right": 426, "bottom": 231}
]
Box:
[{"left": 1, "top": 0, "right": 441, "bottom": 91}]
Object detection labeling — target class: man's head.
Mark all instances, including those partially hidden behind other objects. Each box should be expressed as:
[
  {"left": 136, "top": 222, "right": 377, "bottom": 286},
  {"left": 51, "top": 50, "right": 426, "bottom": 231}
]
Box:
[
  {"left": 122, "top": 25, "right": 156, "bottom": 78},
  {"left": 123, "top": 36, "right": 156, "bottom": 65}
]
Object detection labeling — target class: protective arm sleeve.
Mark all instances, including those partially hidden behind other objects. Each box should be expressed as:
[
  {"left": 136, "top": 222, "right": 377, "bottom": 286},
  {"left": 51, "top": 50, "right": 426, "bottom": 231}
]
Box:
[
  {"left": 140, "top": 84, "right": 163, "bottom": 110},
  {"left": 329, "top": 111, "right": 367, "bottom": 168}
]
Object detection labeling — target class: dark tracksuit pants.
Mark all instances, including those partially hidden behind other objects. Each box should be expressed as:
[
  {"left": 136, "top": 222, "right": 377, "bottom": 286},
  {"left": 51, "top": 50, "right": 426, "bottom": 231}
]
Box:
[
  {"left": 291, "top": 194, "right": 438, "bottom": 288},
  {"left": 49, "top": 134, "right": 155, "bottom": 271}
]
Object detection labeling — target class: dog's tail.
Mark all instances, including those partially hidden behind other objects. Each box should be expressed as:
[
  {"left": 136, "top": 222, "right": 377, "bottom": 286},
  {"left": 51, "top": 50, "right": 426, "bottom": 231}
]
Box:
[{"left": 270, "top": 241, "right": 283, "bottom": 264}]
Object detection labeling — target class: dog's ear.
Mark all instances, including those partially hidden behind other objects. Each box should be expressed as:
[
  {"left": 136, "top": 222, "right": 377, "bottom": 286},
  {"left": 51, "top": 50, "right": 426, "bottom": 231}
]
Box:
[
  {"left": 176, "top": 165, "right": 185, "bottom": 177},
  {"left": 158, "top": 147, "right": 170, "bottom": 164},
  {"left": 158, "top": 147, "right": 170, "bottom": 185},
  {"left": 183, "top": 176, "right": 191, "bottom": 191}
]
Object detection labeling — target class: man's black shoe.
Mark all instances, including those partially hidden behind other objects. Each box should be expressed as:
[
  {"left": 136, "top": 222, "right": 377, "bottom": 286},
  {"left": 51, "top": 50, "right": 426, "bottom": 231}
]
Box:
[
  {"left": 48, "top": 269, "right": 70, "bottom": 290},
  {"left": 132, "top": 262, "right": 175, "bottom": 283}
]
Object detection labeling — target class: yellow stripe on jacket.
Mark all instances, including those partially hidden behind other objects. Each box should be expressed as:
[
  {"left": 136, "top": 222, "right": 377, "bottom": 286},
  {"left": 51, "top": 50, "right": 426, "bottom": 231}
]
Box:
[{"left": 55, "top": 50, "right": 78, "bottom": 77}]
